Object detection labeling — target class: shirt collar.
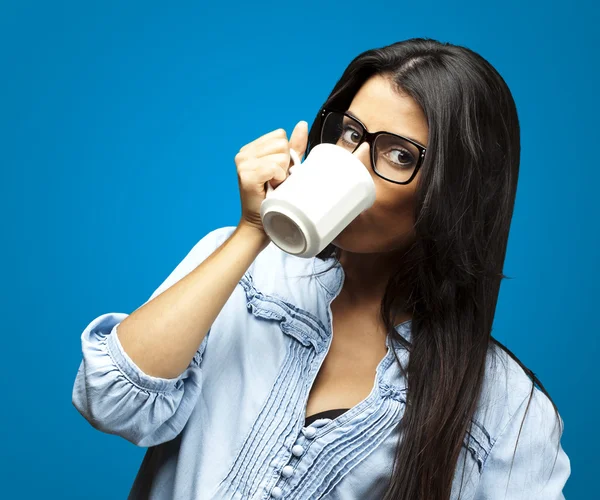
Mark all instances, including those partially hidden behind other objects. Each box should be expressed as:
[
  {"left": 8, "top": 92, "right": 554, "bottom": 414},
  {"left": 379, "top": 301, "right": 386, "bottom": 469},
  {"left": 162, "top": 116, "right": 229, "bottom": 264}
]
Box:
[{"left": 312, "top": 256, "right": 413, "bottom": 350}]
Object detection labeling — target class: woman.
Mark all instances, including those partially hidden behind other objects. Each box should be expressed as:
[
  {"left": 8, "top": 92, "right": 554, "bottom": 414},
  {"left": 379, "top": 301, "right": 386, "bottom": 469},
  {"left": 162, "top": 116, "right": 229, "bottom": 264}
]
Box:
[{"left": 72, "top": 38, "right": 570, "bottom": 499}]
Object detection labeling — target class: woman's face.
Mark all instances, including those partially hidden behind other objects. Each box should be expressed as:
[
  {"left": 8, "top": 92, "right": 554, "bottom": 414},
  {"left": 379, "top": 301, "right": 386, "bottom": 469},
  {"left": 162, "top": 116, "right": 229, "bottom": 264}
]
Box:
[{"left": 331, "top": 74, "right": 429, "bottom": 255}]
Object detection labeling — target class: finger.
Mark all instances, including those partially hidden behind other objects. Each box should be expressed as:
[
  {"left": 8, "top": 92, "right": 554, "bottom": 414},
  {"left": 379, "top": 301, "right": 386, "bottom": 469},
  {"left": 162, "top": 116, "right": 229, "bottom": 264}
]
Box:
[
  {"left": 239, "top": 128, "right": 287, "bottom": 154},
  {"left": 251, "top": 138, "right": 290, "bottom": 160},
  {"left": 253, "top": 162, "right": 287, "bottom": 190},
  {"left": 267, "top": 163, "right": 288, "bottom": 188},
  {"left": 238, "top": 153, "right": 290, "bottom": 173},
  {"left": 239, "top": 161, "right": 285, "bottom": 193},
  {"left": 289, "top": 120, "right": 309, "bottom": 160}
]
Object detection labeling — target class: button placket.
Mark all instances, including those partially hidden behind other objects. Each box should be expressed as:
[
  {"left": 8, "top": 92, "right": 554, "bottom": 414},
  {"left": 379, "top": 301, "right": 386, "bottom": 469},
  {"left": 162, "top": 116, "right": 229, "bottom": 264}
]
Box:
[
  {"left": 292, "top": 419, "right": 323, "bottom": 455},
  {"left": 270, "top": 419, "right": 329, "bottom": 498}
]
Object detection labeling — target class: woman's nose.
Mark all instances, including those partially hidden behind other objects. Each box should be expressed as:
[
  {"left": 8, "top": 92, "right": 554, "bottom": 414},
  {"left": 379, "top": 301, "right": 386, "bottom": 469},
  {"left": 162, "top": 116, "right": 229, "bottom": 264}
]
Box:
[{"left": 352, "top": 141, "right": 371, "bottom": 168}]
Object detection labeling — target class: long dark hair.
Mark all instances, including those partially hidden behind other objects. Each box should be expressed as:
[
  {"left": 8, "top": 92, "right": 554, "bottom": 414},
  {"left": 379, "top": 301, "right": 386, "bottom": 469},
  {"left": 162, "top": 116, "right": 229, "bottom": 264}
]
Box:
[{"left": 304, "top": 38, "right": 563, "bottom": 500}]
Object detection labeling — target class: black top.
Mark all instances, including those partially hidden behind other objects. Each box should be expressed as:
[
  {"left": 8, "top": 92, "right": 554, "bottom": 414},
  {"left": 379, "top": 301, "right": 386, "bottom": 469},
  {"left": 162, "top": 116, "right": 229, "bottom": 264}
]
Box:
[{"left": 305, "top": 408, "right": 350, "bottom": 427}]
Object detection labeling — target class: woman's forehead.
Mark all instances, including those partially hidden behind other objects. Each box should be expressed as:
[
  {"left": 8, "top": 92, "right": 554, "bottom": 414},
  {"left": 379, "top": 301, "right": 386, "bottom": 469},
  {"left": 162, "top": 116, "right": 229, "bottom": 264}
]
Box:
[{"left": 348, "top": 75, "right": 429, "bottom": 146}]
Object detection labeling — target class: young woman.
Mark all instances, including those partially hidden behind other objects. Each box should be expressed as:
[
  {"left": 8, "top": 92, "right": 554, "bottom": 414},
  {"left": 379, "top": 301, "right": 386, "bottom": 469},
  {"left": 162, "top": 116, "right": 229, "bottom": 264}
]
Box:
[{"left": 72, "top": 38, "right": 570, "bottom": 499}]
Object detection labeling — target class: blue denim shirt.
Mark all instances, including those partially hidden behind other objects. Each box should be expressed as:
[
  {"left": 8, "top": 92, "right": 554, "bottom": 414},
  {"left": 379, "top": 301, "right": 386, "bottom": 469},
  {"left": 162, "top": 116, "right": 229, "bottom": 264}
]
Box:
[{"left": 72, "top": 226, "right": 570, "bottom": 499}]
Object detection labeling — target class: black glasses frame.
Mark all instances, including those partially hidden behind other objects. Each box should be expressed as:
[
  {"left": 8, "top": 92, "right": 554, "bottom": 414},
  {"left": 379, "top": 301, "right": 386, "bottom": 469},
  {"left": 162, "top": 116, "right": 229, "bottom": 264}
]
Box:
[{"left": 319, "top": 108, "right": 427, "bottom": 185}]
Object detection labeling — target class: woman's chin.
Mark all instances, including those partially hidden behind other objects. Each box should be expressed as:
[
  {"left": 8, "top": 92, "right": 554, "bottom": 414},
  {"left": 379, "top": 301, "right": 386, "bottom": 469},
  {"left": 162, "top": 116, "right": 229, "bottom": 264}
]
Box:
[{"left": 331, "top": 218, "right": 368, "bottom": 251}]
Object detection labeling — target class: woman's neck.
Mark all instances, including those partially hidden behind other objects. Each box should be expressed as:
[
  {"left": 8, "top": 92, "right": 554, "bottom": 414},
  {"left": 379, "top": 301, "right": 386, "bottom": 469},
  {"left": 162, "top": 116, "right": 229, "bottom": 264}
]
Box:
[{"left": 337, "top": 248, "right": 411, "bottom": 326}]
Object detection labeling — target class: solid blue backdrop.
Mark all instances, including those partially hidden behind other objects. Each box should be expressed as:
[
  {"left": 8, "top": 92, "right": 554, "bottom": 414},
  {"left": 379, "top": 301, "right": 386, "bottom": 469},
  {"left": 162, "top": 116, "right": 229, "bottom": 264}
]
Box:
[{"left": 1, "top": 0, "right": 596, "bottom": 497}]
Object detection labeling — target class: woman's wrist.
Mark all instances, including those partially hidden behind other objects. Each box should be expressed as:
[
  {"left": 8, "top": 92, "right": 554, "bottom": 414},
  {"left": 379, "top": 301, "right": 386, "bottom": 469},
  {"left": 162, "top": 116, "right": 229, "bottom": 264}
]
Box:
[{"left": 235, "top": 220, "right": 271, "bottom": 252}]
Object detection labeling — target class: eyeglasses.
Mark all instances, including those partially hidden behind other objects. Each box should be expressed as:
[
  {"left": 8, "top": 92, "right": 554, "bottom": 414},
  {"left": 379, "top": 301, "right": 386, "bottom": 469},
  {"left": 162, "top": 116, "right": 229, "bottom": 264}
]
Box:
[{"left": 318, "top": 108, "right": 427, "bottom": 185}]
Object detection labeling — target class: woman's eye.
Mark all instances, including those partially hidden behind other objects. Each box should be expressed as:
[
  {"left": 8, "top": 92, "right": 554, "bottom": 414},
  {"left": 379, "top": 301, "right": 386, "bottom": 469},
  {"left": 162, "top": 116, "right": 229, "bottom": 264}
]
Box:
[
  {"left": 341, "top": 125, "right": 362, "bottom": 145},
  {"left": 385, "top": 148, "right": 415, "bottom": 166}
]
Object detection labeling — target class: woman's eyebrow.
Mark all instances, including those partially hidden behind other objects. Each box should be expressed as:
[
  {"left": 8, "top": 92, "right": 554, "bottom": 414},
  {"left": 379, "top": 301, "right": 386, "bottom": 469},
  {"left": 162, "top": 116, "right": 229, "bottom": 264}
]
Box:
[
  {"left": 346, "top": 110, "right": 364, "bottom": 124},
  {"left": 346, "top": 109, "right": 426, "bottom": 147}
]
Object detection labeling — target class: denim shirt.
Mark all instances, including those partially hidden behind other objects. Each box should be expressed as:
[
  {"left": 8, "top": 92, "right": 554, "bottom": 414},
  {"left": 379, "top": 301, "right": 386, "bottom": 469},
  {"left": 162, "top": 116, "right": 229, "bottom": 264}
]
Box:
[{"left": 72, "top": 226, "right": 570, "bottom": 499}]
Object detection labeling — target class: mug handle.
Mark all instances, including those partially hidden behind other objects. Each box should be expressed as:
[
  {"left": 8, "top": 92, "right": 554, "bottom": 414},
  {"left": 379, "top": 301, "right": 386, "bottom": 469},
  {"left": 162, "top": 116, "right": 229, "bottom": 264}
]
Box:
[{"left": 265, "top": 147, "right": 302, "bottom": 196}]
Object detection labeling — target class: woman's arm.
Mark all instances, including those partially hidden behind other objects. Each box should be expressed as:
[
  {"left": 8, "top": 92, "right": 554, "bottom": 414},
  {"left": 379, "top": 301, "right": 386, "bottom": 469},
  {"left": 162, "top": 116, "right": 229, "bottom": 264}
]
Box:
[
  {"left": 473, "top": 387, "right": 571, "bottom": 499},
  {"left": 116, "top": 222, "right": 268, "bottom": 379},
  {"left": 72, "top": 224, "right": 269, "bottom": 446}
]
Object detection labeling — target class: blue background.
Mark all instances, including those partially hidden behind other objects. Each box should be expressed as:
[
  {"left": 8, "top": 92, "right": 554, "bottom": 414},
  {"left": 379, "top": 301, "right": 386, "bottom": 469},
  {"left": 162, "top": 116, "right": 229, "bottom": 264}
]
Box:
[{"left": 1, "top": 0, "right": 597, "bottom": 497}]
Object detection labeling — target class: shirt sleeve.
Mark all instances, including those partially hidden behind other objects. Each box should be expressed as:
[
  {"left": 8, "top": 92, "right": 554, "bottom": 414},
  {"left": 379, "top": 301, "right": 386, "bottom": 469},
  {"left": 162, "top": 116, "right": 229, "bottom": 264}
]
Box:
[
  {"left": 473, "top": 385, "right": 571, "bottom": 499},
  {"left": 71, "top": 225, "right": 237, "bottom": 447}
]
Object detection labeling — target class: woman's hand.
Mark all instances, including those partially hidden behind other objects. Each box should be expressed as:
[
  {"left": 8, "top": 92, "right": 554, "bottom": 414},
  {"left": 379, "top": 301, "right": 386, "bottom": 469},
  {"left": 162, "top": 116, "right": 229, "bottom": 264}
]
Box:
[{"left": 235, "top": 120, "right": 309, "bottom": 234}]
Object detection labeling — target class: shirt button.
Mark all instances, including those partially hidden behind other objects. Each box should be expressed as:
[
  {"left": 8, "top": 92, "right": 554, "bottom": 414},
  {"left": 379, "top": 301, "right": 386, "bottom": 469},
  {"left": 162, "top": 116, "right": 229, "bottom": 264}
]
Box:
[
  {"left": 282, "top": 465, "right": 294, "bottom": 478},
  {"left": 291, "top": 444, "right": 304, "bottom": 457},
  {"left": 303, "top": 426, "right": 317, "bottom": 438},
  {"left": 310, "top": 418, "right": 331, "bottom": 428},
  {"left": 271, "top": 485, "right": 283, "bottom": 498}
]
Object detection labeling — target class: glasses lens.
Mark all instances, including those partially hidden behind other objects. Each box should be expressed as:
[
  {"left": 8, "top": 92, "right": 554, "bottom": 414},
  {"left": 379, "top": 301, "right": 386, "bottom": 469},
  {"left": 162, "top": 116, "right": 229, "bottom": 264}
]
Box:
[
  {"left": 321, "top": 111, "right": 364, "bottom": 153},
  {"left": 374, "top": 133, "right": 420, "bottom": 183}
]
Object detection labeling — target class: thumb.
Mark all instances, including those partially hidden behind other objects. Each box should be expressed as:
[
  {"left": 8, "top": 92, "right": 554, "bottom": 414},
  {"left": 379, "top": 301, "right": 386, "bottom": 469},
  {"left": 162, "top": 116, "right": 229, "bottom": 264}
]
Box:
[{"left": 289, "top": 120, "right": 309, "bottom": 160}]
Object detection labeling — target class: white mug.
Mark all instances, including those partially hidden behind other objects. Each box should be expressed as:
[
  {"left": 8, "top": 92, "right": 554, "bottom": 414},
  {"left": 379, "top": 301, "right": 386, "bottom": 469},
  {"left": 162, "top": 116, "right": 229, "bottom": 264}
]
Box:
[{"left": 260, "top": 143, "right": 376, "bottom": 258}]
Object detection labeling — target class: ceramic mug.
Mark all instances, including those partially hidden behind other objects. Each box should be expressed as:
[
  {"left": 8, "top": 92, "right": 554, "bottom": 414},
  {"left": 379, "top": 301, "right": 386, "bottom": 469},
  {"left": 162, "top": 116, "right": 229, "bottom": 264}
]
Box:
[{"left": 260, "top": 143, "right": 376, "bottom": 258}]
